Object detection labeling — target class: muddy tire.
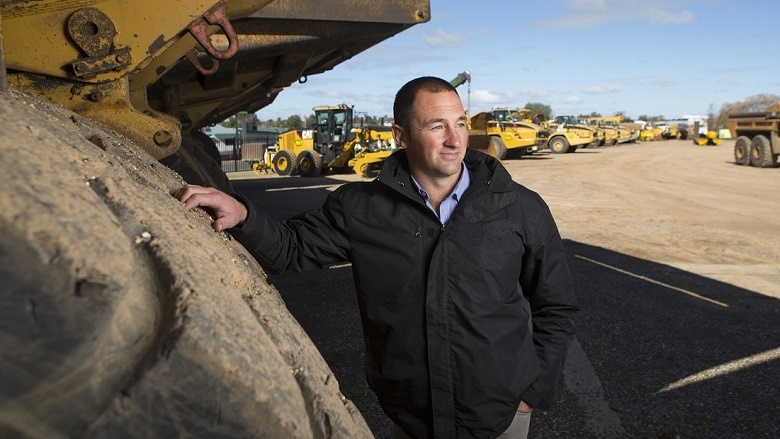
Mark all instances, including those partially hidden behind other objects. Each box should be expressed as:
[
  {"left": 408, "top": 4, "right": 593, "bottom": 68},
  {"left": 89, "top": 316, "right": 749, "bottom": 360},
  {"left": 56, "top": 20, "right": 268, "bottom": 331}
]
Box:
[
  {"left": 749, "top": 135, "right": 775, "bottom": 168},
  {"left": 0, "top": 88, "right": 371, "bottom": 438},
  {"left": 734, "top": 136, "right": 751, "bottom": 165},
  {"left": 549, "top": 136, "right": 570, "bottom": 154},
  {"left": 273, "top": 149, "right": 298, "bottom": 176},
  {"left": 487, "top": 136, "right": 508, "bottom": 160},
  {"left": 297, "top": 149, "right": 324, "bottom": 177}
]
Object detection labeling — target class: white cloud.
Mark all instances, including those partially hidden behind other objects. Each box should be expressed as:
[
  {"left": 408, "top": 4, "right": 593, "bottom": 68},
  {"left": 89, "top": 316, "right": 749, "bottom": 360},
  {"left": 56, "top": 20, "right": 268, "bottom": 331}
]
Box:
[
  {"left": 422, "top": 29, "right": 468, "bottom": 48},
  {"left": 472, "top": 89, "right": 507, "bottom": 106},
  {"left": 562, "top": 95, "right": 584, "bottom": 105},
  {"left": 580, "top": 84, "right": 622, "bottom": 94}
]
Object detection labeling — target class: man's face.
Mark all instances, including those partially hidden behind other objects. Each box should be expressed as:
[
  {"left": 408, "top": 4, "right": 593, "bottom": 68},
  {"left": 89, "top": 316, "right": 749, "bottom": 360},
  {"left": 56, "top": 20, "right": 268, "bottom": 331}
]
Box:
[{"left": 393, "top": 90, "right": 469, "bottom": 182}]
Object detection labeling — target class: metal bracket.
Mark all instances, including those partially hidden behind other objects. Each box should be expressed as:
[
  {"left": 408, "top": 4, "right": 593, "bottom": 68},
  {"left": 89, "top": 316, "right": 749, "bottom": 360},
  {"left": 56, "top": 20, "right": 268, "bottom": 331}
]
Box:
[
  {"left": 185, "top": 0, "right": 239, "bottom": 75},
  {"left": 67, "top": 8, "right": 132, "bottom": 78}
]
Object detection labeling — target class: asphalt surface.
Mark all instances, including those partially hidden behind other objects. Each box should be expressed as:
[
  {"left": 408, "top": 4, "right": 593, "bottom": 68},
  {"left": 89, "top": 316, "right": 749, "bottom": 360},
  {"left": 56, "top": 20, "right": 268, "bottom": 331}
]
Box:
[{"left": 230, "top": 145, "right": 779, "bottom": 439}]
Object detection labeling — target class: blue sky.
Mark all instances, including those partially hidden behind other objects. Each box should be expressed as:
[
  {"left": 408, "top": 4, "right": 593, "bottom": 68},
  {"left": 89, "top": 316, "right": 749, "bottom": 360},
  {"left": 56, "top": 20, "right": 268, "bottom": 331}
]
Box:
[{"left": 255, "top": 0, "right": 780, "bottom": 122}]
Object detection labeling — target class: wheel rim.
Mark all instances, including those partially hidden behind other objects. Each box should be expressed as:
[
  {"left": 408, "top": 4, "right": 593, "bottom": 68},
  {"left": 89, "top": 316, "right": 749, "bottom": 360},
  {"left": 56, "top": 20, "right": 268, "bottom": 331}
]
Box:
[{"left": 299, "top": 157, "right": 311, "bottom": 173}]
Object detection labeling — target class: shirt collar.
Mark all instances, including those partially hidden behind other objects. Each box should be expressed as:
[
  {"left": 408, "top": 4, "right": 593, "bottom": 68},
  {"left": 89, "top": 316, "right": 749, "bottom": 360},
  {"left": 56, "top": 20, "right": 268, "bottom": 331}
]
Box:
[{"left": 410, "top": 162, "right": 471, "bottom": 203}]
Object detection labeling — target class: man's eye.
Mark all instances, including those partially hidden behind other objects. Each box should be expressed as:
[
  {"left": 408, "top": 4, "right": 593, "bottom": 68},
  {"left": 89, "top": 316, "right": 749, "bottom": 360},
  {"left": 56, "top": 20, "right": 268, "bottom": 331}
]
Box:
[
  {"left": 431, "top": 125, "right": 444, "bottom": 130},
  {"left": 456, "top": 122, "right": 467, "bottom": 128}
]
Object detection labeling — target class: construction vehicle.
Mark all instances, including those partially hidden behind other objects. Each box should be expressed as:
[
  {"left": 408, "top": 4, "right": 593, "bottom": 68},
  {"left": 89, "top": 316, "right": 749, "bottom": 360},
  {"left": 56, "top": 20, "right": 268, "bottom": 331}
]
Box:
[
  {"left": 448, "top": 71, "right": 543, "bottom": 159},
  {"left": 728, "top": 102, "right": 780, "bottom": 167},
  {"left": 546, "top": 115, "right": 598, "bottom": 153},
  {"left": 693, "top": 131, "right": 723, "bottom": 146},
  {"left": 498, "top": 108, "right": 550, "bottom": 155},
  {"left": 588, "top": 116, "right": 637, "bottom": 144},
  {"left": 466, "top": 107, "right": 547, "bottom": 159},
  {"left": 638, "top": 122, "right": 666, "bottom": 141},
  {"left": 661, "top": 123, "right": 689, "bottom": 140},
  {"left": 272, "top": 104, "right": 395, "bottom": 178},
  {"left": 0, "top": 1, "right": 430, "bottom": 437},
  {"left": 585, "top": 118, "right": 619, "bottom": 146}
]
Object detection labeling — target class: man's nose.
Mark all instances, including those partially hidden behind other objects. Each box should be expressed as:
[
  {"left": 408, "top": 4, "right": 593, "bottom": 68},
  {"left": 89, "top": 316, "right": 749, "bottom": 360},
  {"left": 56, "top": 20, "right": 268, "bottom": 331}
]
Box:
[{"left": 444, "top": 126, "right": 462, "bottom": 147}]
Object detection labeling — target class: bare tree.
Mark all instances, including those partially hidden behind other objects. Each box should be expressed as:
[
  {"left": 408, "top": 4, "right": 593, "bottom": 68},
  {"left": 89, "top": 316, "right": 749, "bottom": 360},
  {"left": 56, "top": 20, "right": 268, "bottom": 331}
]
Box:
[{"left": 714, "top": 94, "right": 780, "bottom": 130}]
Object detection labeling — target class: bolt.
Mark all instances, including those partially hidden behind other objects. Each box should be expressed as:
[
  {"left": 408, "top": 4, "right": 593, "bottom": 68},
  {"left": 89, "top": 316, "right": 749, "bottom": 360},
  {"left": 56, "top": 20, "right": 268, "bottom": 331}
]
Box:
[
  {"left": 88, "top": 91, "right": 103, "bottom": 102},
  {"left": 154, "top": 130, "right": 173, "bottom": 147}
]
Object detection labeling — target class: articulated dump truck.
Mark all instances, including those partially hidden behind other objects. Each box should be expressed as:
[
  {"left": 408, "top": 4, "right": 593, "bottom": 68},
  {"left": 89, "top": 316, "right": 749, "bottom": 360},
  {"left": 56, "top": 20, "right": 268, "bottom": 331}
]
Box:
[
  {"left": 728, "top": 103, "right": 780, "bottom": 168},
  {"left": 0, "top": 1, "right": 429, "bottom": 437}
]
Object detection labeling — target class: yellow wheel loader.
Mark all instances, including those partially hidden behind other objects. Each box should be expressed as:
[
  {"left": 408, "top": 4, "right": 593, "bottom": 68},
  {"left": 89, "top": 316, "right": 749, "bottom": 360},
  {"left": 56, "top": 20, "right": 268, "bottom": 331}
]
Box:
[{"left": 274, "top": 104, "right": 395, "bottom": 178}]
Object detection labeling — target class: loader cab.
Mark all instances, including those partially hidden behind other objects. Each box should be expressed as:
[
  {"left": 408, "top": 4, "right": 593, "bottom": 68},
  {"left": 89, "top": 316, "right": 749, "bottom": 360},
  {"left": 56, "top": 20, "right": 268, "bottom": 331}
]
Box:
[
  {"left": 313, "top": 104, "right": 354, "bottom": 161},
  {"left": 554, "top": 115, "right": 580, "bottom": 126}
]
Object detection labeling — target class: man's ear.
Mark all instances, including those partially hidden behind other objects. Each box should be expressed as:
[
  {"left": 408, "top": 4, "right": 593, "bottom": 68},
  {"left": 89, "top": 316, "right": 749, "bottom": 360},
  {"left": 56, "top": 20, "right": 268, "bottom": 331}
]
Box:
[{"left": 392, "top": 124, "right": 406, "bottom": 149}]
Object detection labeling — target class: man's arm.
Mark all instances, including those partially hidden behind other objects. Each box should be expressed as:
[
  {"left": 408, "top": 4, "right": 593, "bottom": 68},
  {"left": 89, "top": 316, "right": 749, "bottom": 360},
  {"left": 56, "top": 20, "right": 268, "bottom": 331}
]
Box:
[
  {"left": 176, "top": 184, "right": 247, "bottom": 232},
  {"left": 176, "top": 183, "right": 352, "bottom": 274}
]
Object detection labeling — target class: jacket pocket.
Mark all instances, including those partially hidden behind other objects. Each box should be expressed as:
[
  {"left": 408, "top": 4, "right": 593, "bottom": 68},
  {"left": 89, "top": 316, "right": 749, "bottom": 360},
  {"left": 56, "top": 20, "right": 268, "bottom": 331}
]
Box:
[{"left": 349, "top": 214, "right": 420, "bottom": 299}]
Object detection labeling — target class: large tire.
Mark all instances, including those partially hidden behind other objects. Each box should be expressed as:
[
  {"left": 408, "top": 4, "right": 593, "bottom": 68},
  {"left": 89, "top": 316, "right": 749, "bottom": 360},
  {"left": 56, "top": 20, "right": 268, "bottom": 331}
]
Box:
[
  {"left": 487, "top": 136, "right": 508, "bottom": 160},
  {"left": 749, "top": 135, "right": 775, "bottom": 168},
  {"left": 160, "top": 132, "right": 235, "bottom": 194},
  {"left": 1, "top": 87, "right": 372, "bottom": 438},
  {"left": 548, "top": 136, "right": 570, "bottom": 154},
  {"left": 190, "top": 130, "right": 222, "bottom": 166},
  {"left": 734, "top": 136, "right": 751, "bottom": 165},
  {"left": 273, "top": 149, "right": 298, "bottom": 176},
  {"left": 297, "top": 149, "right": 324, "bottom": 177}
]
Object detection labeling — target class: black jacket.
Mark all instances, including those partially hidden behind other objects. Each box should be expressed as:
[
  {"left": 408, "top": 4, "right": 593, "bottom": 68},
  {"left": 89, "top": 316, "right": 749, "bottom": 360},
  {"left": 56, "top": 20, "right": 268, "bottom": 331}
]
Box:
[{"left": 232, "top": 149, "right": 579, "bottom": 438}]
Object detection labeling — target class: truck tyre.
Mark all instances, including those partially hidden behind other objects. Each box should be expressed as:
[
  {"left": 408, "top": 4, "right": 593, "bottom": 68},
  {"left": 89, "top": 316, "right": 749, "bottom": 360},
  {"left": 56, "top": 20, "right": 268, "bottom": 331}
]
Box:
[
  {"left": 273, "top": 149, "right": 298, "bottom": 176},
  {"left": 1, "top": 88, "right": 372, "bottom": 438},
  {"left": 190, "top": 130, "right": 223, "bottom": 166},
  {"left": 549, "top": 136, "right": 570, "bottom": 154},
  {"left": 749, "top": 135, "right": 775, "bottom": 168},
  {"left": 734, "top": 136, "right": 751, "bottom": 165},
  {"left": 487, "top": 136, "right": 508, "bottom": 160},
  {"left": 297, "top": 150, "right": 323, "bottom": 177},
  {"left": 160, "top": 132, "right": 235, "bottom": 195}
]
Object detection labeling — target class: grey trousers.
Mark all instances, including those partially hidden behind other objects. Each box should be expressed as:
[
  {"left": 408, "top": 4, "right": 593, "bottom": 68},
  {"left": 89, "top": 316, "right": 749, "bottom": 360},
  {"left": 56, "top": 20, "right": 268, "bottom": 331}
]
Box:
[{"left": 392, "top": 410, "right": 532, "bottom": 439}]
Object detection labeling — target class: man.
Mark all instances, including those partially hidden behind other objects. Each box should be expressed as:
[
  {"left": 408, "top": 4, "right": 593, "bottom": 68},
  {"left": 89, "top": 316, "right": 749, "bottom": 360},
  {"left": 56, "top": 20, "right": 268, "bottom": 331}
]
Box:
[{"left": 177, "top": 76, "right": 579, "bottom": 438}]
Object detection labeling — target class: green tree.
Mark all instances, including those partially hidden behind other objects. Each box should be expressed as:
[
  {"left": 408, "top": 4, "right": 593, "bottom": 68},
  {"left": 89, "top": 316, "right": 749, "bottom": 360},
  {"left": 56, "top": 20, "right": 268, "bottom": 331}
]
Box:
[
  {"left": 219, "top": 116, "right": 236, "bottom": 129},
  {"left": 524, "top": 102, "right": 552, "bottom": 121},
  {"left": 285, "top": 115, "right": 304, "bottom": 129}
]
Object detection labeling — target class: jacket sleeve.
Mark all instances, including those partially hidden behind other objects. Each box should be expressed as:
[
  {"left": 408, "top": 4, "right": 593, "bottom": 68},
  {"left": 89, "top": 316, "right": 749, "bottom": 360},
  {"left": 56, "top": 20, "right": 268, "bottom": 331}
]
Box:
[
  {"left": 519, "top": 198, "right": 579, "bottom": 410},
  {"left": 228, "top": 191, "right": 352, "bottom": 274}
]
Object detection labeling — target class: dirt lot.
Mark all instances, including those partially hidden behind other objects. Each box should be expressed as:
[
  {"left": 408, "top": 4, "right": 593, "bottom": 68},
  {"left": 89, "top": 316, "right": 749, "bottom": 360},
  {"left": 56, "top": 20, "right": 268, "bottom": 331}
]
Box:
[
  {"left": 234, "top": 140, "right": 780, "bottom": 300},
  {"left": 502, "top": 140, "right": 780, "bottom": 300}
]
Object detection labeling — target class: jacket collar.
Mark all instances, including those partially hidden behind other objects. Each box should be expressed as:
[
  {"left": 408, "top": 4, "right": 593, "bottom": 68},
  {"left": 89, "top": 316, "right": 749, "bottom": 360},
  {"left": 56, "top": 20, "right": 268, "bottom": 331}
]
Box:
[{"left": 378, "top": 148, "right": 514, "bottom": 195}]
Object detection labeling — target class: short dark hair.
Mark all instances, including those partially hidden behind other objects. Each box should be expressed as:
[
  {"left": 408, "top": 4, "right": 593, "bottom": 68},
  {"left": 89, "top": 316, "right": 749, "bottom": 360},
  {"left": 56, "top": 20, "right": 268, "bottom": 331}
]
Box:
[{"left": 393, "top": 76, "right": 459, "bottom": 129}]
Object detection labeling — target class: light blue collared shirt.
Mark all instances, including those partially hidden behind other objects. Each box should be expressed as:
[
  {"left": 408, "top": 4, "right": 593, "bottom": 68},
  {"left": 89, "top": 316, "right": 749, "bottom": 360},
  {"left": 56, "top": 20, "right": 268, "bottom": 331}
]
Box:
[{"left": 410, "top": 163, "right": 472, "bottom": 225}]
